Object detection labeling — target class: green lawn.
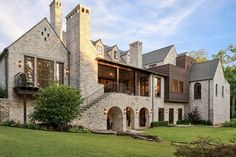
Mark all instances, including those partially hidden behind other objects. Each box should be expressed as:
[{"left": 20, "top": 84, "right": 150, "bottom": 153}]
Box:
[
  {"left": 145, "top": 126, "right": 236, "bottom": 142},
  {"left": 1, "top": 126, "right": 236, "bottom": 157},
  {"left": 0, "top": 126, "right": 174, "bottom": 157}
]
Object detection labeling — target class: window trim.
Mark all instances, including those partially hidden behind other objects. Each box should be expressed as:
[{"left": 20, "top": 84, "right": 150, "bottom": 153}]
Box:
[{"left": 194, "top": 82, "right": 201, "bottom": 100}]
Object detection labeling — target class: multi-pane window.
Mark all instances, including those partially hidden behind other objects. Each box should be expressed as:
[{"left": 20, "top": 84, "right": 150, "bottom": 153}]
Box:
[
  {"left": 222, "top": 86, "right": 224, "bottom": 97},
  {"left": 178, "top": 108, "right": 183, "bottom": 121},
  {"left": 179, "top": 81, "right": 183, "bottom": 93},
  {"left": 158, "top": 108, "right": 164, "bottom": 121},
  {"left": 140, "top": 77, "right": 149, "bottom": 96},
  {"left": 172, "top": 79, "right": 178, "bottom": 93},
  {"left": 114, "top": 51, "right": 118, "bottom": 59},
  {"left": 216, "top": 84, "right": 218, "bottom": 96},
  {"left": 172, "top": 80, "right": 184, "bottom": 93},
  {"left": 56, "top": 62, "right": 64, "bottom": 85},
  {"left": 194, "top": 82, "right": 201, "bottom": 99},
  {"left": 155, "top": 77, "right": 161, "bottom": 97},
  {"left": 37, "top": 58, "right": 54, "bottom": 88},
  {"left": 97, "top": 45, "right": 103, "bottom": 55},
  {"left": 24, "top": 56, "right": 35, "bottom": 83}
]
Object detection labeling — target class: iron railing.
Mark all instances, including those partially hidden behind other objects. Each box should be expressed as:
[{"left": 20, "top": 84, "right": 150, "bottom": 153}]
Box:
[
  {"left": 14, "top": 72, "right": 34, "bottom": 87},
  {"left": 85, "top": 82, "right": 131, "bottom": 106}
]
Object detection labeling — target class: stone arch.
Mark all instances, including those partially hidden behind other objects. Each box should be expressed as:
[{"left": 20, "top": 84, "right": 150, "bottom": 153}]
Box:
[
  {"left": 139, "top": 107, "right": 149, "bottom": 127},
  {"left": 126, "top": 107, "right": 135, "bottom": 130},
  {"left": 107, "top": 106, "right": 123, "bottom": 131}
]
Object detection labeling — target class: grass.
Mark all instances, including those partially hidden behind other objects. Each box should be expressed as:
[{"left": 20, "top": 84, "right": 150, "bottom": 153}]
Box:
[
  {"left": 1, "top": 126, "right": 236, "bottom": 157},
  {"left": 145, "top": 126, "right": 236, "bottom": 142},
  {"left": 0, "top": 126, "right": 175, "bottom": 157}
]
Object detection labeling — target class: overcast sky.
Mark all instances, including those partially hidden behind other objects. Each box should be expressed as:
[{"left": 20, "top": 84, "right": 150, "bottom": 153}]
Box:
[{"left": 0, "top": 0, "right": 235, "bottom": 57}]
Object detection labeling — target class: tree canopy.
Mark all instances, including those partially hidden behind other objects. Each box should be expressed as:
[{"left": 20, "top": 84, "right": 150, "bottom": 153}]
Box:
[{"left": 188, "top": 49, "right": 209, "bottom": 63}]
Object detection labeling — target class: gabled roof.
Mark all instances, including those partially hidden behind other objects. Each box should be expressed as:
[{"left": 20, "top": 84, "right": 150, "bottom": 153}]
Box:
[
  {"left": 4, "top": 18, "right": 70, "bottom": 54},
  {"left": 189, "top": 59, "right": 220, "bottom": 82},
  {"left": 120, "top": 50, "right": 129, "bottom": 56},
  {"left": 142, "top": 45, "right": 174, "bottom": 65},
  {"left": 91, "top": 39, "right": 103, "bottom": 46}
]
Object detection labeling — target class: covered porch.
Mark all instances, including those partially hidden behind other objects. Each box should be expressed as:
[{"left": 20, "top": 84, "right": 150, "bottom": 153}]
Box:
[{"left": 98, "top": 60, "right": 151, "bottom": 97}]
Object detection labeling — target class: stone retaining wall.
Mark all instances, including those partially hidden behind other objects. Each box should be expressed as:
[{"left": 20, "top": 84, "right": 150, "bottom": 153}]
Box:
[{"left": 0, "top": 99, "right": 10, "bottom": 122}]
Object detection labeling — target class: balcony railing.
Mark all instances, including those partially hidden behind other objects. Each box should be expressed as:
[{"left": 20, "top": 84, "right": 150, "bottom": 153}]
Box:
[
  {"left": 85, "top": 82, "right": 131, "bottom": 106},
  {"left": 13, "top": 72, "right": 39, "bottom": 95},
  {"left": 164, "top": 92, "right": 189, "bottom": 102}
]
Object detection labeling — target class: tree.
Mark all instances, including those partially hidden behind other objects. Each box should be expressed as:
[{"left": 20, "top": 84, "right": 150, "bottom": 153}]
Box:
[
  {"left": 213, "top": 45, "right": 236, "bottom": 117},
  {"left": 188, "top": 49, "right": 209, "bottom": 63},
  {"left": 30, "top": 84, "right": 84, "bottom": 129}
]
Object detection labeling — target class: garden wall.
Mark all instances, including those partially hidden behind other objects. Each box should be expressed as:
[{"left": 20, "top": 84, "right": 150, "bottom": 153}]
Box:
[{"left": 0, "top": 99, "right": 10, "bottom": 122}]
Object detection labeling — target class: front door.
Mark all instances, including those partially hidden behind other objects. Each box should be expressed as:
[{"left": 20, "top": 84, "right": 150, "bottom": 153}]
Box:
[{"left": 169, "top": 108, "right": 174, "bottom": 124}]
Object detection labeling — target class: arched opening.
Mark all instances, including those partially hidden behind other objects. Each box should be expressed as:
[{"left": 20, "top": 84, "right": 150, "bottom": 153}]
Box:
[
  {"left": 126, "top": 107, "right": 134, "bottom": 130},
  {"left": 107, "top": 106, "right": 123, "bottom": 131},
  {"left": 139, "top": 108, "right": 149, "bottom": 127},
  {"left": 194, "top": 82, "right": 201, "bottom": 99}
]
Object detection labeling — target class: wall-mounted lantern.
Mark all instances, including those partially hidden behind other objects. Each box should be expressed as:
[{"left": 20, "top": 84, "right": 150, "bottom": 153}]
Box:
[
  {"left": 66, "top": 68, "right": 70, "bottom": 75},
  {"left": 18, "top": 60, "right": 22, "bottom": 67},
  {"left": 104, "top": 109, "right": 107, "bottom": 115},
  {"left": 136, "top": 109, "right": 139, "bottom": 114},
  {"left": 124, "top": 109, "right": 126, "bottom": 115}
]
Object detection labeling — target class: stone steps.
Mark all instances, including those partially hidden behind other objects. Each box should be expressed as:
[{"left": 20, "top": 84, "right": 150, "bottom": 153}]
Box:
[{"left": 81, "top": 93, "right": 109, "bottom": 113}]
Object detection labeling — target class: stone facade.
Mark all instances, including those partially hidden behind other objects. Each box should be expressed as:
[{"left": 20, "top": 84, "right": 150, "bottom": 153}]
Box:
[
  {"left": 50, "top": 0, "right": 62, "bottom": 39},
  {"left": 66, "top": 5, "right": 102, "bottom": 98},
  {"left": 3, "top": 18, "right": 69, "bottom": 123},
  {"left": 129, "top": 41, "right": 142, "bottom": 68},
  {"left": 0, "top": 1, "right": 229, "bottom": 131},
  {"left": 0, "top": 99, "right": 10, "bottom": 122},
  {"left": 163, "top": 46, "right": 177, "bottom": 65},
  {"left": 188, "top": 61, "right": 230, "bottom": 124}
]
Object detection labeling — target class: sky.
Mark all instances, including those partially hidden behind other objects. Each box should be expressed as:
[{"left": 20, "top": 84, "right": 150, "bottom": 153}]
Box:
[{"left": 0, "top": 0, "right": 235, "bottom": 57}]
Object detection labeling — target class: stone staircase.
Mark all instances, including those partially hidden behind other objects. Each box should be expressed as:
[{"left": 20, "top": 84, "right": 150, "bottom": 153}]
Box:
[
  {"left": 81, "top": 93, "right": 110, "bottom": 113},
  {"left": 81, "top": 82, "right": 130, "bottom": 113}
]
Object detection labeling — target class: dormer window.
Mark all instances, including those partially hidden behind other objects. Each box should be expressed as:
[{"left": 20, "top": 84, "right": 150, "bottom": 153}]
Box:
[
  {"left": 114, "top": 51, "right": 118, "bottom": 60},
  {"left": 97, "top": 45, "right": 103, "bottom": 55}
]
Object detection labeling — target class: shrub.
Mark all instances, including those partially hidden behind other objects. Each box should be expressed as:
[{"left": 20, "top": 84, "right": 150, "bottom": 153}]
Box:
[
  {"left": 177, "top": 119, "right": 191, "bottom": 125},
  {"left": 69, "top": 126, "right": 91, "bottom": 133},
  {"left": 30, "top": 84, "right": 84, "bottom": 130},
  {"left": 223, "top": 119, "right": 236, "bottom": 127},
  {"left": 174, "top": 137, "right": 236, "bottom": 157},
  {"left": 0, "top": 120, "right": 20, "bottom": 127},
  {"left": 0, "top": 85, "right": 6, "bottom": 98},
  {"left": 187, "top": 107, "right": 201, "bottom": 124},
  {"left": 151, "top": 121, "right": 169, "bottom": 127}
]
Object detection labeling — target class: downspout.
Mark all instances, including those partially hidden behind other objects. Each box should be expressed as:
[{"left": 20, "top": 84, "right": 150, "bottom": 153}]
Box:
[
  {"left": 68, "top": 51, "right": 70, "bottom": 86},
  {"left": 208, "top": 80, "right": 211, "bottom": 121},
  {"left": 152, "top": 75, "right": 154, "bottom": 122},
  {"left": 5, "top": 49, "right": 9, "bottom": 98}
]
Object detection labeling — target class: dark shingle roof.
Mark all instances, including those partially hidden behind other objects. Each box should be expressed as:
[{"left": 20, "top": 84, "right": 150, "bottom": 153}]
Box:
[
  {"left": 142, "top": 45, "right": 173, "bottom": 65},
  {"left": 189, "top": 59, "right": 220, "bottom": 81}
]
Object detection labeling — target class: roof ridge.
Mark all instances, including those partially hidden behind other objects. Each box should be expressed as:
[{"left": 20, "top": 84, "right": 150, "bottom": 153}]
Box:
[{"left": 143, "top": 45, "right": 174, "bottom": 55}]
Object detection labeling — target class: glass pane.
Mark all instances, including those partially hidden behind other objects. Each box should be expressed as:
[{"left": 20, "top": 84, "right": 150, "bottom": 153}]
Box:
[
  {"left": 24, "top": 56, "right": 34, "bottom": 83},
  {"left": 56, "top": 63, "right": 64, "bottom": 85},
  {"left": 37, "top": 58, "right": 54, "bottom": 88}
]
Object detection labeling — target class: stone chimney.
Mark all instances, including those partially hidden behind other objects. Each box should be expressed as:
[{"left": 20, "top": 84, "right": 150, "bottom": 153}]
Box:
[
  {"left": 129, "top": 41, "right": 143, "bottom": 68},
  {"left": 50, "top": 0, "right": 62, "bottom": 39}
]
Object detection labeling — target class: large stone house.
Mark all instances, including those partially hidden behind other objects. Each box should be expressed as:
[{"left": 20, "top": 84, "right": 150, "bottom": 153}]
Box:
[{"left": 0, "top": 0, "right": 230, "bottom": 131}]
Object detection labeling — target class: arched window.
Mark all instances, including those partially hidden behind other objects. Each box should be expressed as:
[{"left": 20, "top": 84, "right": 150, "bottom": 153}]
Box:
[{"left": 194, "top": 83, "right": 201, "bottom": 99}]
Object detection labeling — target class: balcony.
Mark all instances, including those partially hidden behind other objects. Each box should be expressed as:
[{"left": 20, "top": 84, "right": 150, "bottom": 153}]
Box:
[
  {"left": 164, "top": 92, "right": 189, "bottom": 103},
  {"left": 13, "top": 72, "right": 39, "bottom": 95}
]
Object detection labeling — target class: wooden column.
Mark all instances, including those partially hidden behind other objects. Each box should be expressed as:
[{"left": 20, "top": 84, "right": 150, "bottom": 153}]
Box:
[{"left": 23, "top": 94, "right": 27, "bottom": 124}]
